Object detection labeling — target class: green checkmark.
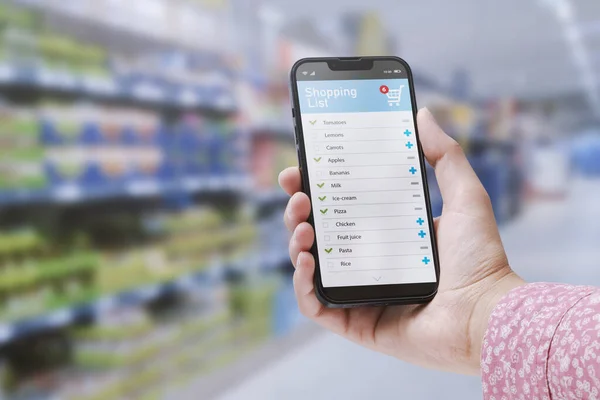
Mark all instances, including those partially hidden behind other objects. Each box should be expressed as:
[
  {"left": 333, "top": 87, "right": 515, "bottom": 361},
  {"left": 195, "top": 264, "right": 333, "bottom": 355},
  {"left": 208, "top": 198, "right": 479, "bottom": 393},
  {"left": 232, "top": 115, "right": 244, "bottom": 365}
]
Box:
[
  {"left": 317, "top": 183, "right": 325, "bottom": 188},
  {"left": 325, "top": 248, "right": 333, "bottom": 254},
  {"left": 310, "top": 120, "right": 317, "bottom": 125},
  {"left": 314, "top": 157, "right": 322, "bottom": 162},
  {"left": 320, "top": 208, "right": 328, "bottom": 215},
  {"left": 318, "top": 196, "right": 327, "bottom": 201}
]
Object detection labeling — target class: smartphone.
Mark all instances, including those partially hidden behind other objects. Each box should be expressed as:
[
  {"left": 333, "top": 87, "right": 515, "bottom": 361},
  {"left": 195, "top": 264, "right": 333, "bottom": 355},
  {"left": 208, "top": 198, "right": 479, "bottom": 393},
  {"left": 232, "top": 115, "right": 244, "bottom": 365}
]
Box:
[{"left": 289, "top": 56, "right": 440, "bottom": 307}]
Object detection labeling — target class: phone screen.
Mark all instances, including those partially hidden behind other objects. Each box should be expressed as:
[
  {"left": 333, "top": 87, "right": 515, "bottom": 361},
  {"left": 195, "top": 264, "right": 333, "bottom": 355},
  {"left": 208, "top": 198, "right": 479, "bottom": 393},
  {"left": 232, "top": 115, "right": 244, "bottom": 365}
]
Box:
[{"left": 295, "top": 65, "right": 436, "bottom": 288}]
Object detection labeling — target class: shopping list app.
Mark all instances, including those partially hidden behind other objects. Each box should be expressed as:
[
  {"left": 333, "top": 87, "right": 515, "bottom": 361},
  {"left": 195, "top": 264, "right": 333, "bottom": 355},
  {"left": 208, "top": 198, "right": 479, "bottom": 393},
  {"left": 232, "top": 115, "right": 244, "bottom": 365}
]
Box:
[{"left": 297, "top": 79, "right": 436, "bottom": 288}]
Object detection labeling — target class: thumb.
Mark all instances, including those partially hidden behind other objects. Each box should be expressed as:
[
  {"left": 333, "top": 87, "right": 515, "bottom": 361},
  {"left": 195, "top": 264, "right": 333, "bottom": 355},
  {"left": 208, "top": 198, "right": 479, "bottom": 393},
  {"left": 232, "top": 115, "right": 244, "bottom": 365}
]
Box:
[{"left": 416, "top": 108, "right": 490, "bottom": 214}]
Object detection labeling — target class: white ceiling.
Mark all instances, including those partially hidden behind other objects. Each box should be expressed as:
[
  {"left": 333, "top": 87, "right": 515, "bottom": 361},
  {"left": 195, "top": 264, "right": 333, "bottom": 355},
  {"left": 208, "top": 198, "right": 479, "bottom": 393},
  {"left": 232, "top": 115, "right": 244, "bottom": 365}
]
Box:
[{"left": 271, "top": 0, "right": 600, "bottom": 103}]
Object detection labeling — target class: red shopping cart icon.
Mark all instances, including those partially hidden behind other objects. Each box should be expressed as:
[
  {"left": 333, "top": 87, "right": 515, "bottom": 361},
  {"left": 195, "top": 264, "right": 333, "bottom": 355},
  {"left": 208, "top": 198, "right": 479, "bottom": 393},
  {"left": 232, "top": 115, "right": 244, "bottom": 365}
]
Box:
[{"left": 380, "top": 85, "right": 389, "bottom": 94}]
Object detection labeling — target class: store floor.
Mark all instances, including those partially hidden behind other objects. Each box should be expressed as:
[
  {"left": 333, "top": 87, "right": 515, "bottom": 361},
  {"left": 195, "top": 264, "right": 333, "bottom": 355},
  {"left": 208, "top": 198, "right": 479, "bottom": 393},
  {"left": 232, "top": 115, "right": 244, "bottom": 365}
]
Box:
[{"left": 216, "top": 178, "right": 600, "bottom": 400}]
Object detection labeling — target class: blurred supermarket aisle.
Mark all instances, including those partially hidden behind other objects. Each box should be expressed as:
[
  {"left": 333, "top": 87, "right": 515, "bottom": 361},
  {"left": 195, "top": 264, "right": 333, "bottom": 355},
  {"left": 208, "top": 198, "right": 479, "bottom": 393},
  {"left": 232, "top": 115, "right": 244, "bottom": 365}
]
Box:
[
  {"left": 1, "top": 0, "right": 600, "bottom": 399},
  {"left": 503, "top": 178, "right": 600, "bottom": 286},
  {"left": 217, "top": 177, "right": 600, "bottom": 400}
]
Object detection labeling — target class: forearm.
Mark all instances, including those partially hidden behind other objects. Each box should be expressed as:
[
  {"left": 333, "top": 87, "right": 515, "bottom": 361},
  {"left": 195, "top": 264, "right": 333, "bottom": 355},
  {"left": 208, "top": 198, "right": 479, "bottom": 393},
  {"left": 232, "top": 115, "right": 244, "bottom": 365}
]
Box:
[{"left": 481, "top": 282, "right": 600, "bottom": 399}]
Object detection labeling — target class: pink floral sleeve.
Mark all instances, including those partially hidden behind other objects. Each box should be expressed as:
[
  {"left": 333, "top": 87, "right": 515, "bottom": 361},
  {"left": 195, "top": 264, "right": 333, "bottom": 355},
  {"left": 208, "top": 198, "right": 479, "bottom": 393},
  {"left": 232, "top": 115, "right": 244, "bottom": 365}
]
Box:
[{"left": 481, "top": 283, "right": 600, "bottom": 400}]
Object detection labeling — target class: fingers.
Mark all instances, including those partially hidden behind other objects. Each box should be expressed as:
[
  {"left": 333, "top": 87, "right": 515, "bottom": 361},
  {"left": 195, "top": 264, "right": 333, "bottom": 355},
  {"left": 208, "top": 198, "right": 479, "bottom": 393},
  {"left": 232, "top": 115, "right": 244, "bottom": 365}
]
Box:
[
  {"left": 284, "top": 192, "right": 311, "bottom": 232},
  {"left": 293, "top": 252, "right": 324, "bottom": 317},
  {"left": 289, "top": 222, "right": 314, "bottom": 268},
  {"left": 293, "top": 252, "right": 348, "bottom": 333},
  {"left": 280, "top": 167, "right": 313, "bottom": 268},
  {"left": 280, "top": 167, "right": 311, "bottom": 233},
  {"left": 417, "top": 108, "right": 489, "bottom": 212},
  {"left": 278, "top": 167, "right": 301, "bottom": 196}
]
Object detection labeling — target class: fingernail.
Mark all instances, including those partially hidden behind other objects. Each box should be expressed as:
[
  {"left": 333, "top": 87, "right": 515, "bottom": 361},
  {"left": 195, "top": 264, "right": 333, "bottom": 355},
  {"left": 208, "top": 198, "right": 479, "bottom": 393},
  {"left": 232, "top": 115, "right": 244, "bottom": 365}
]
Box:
[
  {"left": 421, "top": 107, "right": 434, "bottom": 120},
  {"left": 296, "top": 251, "right": 303, "bottom": 267},
  {"left": 419, "top": 107, "right": 442, "bottom": 129}
]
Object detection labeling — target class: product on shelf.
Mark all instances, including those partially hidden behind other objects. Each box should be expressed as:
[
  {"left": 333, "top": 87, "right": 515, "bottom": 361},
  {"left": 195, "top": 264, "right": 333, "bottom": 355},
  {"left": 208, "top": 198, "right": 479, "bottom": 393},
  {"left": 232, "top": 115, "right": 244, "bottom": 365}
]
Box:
[
  {"left": 59, "top": 301, "right": 235, "bottom": 399},
  {"left": 230, "top": 278, "right": 278, "bottom": 335},
  {"left": 111, "top": 52, "right": 234, "bottom": 94},
  {"left": 37, "top": 104, "right": 242, "bottom": 189},
  {"left": 97, "top": 248, "right": 167, "bottom": 294},
  {"left": 0, "top": 3, "right": 37, "bottom": 31},
  {"left": 39, "top": 34, "right": 107, "bottom": 76},
  {"left": 22, "top": 272, "right": 283, "bottom": 400},
  {"left": 161, "top": 207, "right": 257, "bottom": 261},
  {"left": 0, "top": 249, "right": 100, "bottom": 322},
  {"left": 0, "top": 207, "right": 255, "bottom": 330},
  {"left": 0, "top": 229, "right": 45, "bottom": 261},
  {"left": 162, "top": 207, "right": 223, "bottom": 233},
  {"left": 0, "top": 105, "right": 46, "bottom": 190},
  {"left": 40, "top": 103, "right": 160, "bottom": 146},
  {"left": 0, "top": 2, "right": 109, "bottom": 78},
  {"left": 0, "top": 93, "right": 243, "bottom": 196}
]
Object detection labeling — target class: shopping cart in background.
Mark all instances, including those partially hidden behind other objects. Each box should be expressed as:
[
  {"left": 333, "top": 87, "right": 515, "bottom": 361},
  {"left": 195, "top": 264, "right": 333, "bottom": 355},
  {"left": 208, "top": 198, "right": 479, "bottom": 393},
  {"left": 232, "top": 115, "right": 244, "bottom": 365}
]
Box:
[{"left": 386, "top": 85, "right": 404, "bottom": 106}]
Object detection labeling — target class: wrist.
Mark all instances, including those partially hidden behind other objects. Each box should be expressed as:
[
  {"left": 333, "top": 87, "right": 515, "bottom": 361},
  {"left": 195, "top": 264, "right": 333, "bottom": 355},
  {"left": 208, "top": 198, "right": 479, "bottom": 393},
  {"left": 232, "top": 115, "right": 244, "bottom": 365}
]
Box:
[{"left": 467, "top": 270, "right": 526, "bottom": 375}]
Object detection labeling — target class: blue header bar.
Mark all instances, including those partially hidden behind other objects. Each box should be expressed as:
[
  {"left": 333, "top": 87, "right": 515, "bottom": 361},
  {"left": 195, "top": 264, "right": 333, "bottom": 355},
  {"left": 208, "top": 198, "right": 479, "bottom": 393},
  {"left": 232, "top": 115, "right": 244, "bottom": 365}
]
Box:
[{"left": 297, "top": 79, "right": 411, "bottom": 114}]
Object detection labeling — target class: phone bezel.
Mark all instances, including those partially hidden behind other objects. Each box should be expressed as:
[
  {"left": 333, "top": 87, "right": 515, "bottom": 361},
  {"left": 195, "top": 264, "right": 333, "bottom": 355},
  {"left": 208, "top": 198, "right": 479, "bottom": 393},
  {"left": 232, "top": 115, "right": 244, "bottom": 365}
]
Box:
[{"left": 289, "top": 56, "right": 440, "bottom": 307}]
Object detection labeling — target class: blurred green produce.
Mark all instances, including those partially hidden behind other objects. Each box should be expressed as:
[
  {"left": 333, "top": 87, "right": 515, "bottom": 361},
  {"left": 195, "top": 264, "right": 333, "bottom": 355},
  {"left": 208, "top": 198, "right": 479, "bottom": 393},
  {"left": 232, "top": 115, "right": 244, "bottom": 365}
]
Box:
[
  {"left": 0, "top": 106, "right": 46, "bottom": 189},
  {"left": 0, "top": 229, "right": 45, "bottom": 260}
]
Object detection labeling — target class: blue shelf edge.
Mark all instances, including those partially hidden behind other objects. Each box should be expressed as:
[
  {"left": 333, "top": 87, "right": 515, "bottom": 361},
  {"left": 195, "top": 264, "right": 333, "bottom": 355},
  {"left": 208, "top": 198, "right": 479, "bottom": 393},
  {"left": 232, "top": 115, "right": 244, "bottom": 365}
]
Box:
[
  {"left": 0, "top": 63, "right": 237, "bottom": 112},
  {"left": 252, "top": 189, "right": 289, "bottom": 206},
  {"left": 251, "top": 124, "right": 294, "bottom": 141},
  {"left": 0, "top": 175, "right": 251, "bottom": 206}
]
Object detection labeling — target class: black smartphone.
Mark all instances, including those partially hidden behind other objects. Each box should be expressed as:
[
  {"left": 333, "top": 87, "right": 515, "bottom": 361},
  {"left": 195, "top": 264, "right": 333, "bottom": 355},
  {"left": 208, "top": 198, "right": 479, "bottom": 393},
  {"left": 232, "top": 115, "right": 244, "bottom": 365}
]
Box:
[{"left": 289, "top": 56, "right": 440, "bottom": 307}]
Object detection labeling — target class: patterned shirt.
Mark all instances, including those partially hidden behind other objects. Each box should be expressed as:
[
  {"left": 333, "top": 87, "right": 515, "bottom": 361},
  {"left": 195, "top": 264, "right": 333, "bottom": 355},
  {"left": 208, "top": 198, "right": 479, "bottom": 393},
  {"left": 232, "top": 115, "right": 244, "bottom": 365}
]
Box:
[{"left": 482, "top": 283, "right": 600, "bottom": 399}]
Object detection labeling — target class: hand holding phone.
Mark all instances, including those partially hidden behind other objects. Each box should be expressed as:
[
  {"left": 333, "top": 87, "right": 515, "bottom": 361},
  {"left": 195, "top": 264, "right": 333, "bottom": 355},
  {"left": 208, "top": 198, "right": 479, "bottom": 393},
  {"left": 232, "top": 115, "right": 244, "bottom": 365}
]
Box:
[
  {"left": 282, "top": 60, "right": 523, "bottom": 374},
  {"left": 290, "top": 57, "right": 439, "bottom": 306}
]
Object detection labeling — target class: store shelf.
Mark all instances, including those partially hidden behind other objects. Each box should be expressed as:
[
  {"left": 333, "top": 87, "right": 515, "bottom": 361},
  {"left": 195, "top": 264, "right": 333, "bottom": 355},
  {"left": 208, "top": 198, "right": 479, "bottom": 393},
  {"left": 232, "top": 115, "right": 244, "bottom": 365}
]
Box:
[
  {"left": 257, "top": 249, "right": 290, "bottom": 272},
  {"left": 0, "top": 267, "right": 220, "bottom": 347},
  {"left": 0, "top": 63, "right": 236, "bottom": 112},
  {"left": 0, "top": 175, "right": 250, "bottom": 206},
  {"left": 251, "top": 124, "right": 294, "bottom": 142},
  {"left": 0, "top": 249, "right": 290, "bottom": 347},
  {"left": 252, "top": 189, "right": 289, "bottom": 207},
  {"left": 223, "top": 249, "right": 289, "bottom": 276}
]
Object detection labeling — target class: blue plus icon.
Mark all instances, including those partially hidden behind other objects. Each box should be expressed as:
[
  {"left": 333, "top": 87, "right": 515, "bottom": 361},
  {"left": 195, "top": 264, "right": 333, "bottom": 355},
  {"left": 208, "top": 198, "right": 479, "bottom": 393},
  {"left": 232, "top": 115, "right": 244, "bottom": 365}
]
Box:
[
  {"left": 418, "top": 230, "right": 427, "bottom": 238},
  {"left": 409, "top": 167, "right": 417, "bottom": 175},
  {"left": 422, "top": 257, "right": 431, "bottom": 265},
  {"left": 416, "top": 218, "right": 425, "bottom": 226},
  {"left": 405, "top": 142, "right": 414, "bottom": 149},
  {"left": 404, "top": 129, "right": 412, "bottom": 137}
]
